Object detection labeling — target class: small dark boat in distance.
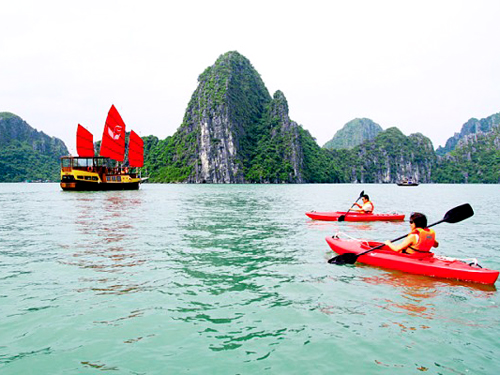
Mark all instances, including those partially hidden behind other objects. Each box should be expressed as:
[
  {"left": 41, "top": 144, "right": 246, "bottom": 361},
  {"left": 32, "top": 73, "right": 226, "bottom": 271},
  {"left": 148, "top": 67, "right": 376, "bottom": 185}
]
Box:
[{"left": 397, "top": 177, "right": 419, "bottom": 186}]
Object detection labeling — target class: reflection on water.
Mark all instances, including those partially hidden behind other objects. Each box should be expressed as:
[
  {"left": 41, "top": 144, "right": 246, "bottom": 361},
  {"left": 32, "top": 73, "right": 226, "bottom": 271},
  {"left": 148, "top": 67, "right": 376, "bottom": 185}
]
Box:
[
  {"left": 362, "top": 268, "right": 497, "bottom": 293},
  {"left": 362, "top": 268, "right": 496, "bottom": 324},
  {"left": 61, "top": 191, "right": 147, "bottom": 295}
]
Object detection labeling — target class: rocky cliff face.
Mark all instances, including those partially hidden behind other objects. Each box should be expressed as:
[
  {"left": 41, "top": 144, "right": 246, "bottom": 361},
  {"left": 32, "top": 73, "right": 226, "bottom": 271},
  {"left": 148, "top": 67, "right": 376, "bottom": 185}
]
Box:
[
  {"left": 267, "top": 91, "right": 304, "bottom": 182},
  {"left": 162, "top": 51, "right": 271, "bottom": 183},
  {"left": 346, "top": 128, "right": 436, "bottom": 183},
  {"left": 433, "top": 123, "right": 500, "bottom": 183},
  {"left": 0, "top": 112, "right": 68, "bottom": 155},
  {"left": 147, "top": 51, "right": 313, "bottom": 183},
  {"left": 246, "top": 91, "right": 305, "bottom": 183},
  {"left": 141, "top": 50, "right": 499, "bottom": 184},
  {"left": 436, "top": 112, "right": 500, "bottom": 155},
  {"left": 0, "top": 112, "right": 69, "bottom": 181},
  {"left": 323, "top": 118, "right": 383, "bottom": 150}
]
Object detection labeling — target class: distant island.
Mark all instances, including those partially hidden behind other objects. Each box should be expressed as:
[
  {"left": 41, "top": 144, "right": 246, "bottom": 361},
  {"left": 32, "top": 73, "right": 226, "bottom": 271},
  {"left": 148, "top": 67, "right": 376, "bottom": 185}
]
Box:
[{"left": 1, "top": 51, "right": 499, "bottom": 184}]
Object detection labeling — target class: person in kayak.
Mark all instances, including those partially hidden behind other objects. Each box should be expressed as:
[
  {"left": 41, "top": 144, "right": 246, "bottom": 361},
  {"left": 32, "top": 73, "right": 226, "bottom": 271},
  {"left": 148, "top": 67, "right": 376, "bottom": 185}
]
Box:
[
  {"left": 384, "top": 212, "right": 439, "bottom": 254},
  {"left": 352, "top": 194, "right": 374, "bottom": 214}
]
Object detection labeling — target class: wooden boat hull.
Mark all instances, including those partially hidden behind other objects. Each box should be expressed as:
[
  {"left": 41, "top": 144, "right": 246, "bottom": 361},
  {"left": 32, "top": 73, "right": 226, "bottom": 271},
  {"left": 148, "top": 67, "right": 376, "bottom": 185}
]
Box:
[
  {"left": 60, "top": 180, "right": 140, "bottom": 191},
  {"left": 325, "top": 236, "right": 499, "bottom": 285}
]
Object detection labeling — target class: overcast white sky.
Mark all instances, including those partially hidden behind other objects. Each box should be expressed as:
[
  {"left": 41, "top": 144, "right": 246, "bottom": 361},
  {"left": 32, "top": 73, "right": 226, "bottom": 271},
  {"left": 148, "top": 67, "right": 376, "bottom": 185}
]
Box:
[{"left": 1, "top": 0, "right": 499, "bottom": 154}]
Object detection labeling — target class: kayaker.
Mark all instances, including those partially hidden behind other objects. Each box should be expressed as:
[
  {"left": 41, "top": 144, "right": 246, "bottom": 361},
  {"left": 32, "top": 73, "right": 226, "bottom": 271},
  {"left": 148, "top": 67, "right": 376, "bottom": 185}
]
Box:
[
  {"left": 352, "top": 194, "right": 374, "bottom": 214},
  {"left": 384, "top": 212, "right": 439, "bottom": 254}
]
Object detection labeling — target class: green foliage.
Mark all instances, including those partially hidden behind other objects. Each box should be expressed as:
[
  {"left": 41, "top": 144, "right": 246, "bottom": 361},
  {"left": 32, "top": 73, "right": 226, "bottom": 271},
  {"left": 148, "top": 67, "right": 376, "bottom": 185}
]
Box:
[
  {"left": 436, "top": 112, "right": 500, "bottom": 156},
  {"left": 433, "top": 126, "right": 500, "bottom": 183},
  {"left": 323, "top": 118, "right": 383, "bottom": 150},
  {"left": 4, "top": 54, "right": 498, "bottom": 185},
  {"left": 0, "top": 113, "right": 68, "bottom": 182},
  {"left": 299, "top": 127, "right": 344, "bottom": 183},
  {"left": 245, "top": 114, "right": 295, "bottom": 183},
  {"left": 0, "top": 141, "right": 62, "bottom": 182},
  {"left": 154, "top": 165, "right": 193, "bottom": 183},
  {"left": 144, "top": 128, "right": 199, "bottom": 182},
  {"left": 147, "top": 51, "right": 273, "bottom": 183},
  {"left": 343, "top": 128, "right": 437, "bottom": 183}
]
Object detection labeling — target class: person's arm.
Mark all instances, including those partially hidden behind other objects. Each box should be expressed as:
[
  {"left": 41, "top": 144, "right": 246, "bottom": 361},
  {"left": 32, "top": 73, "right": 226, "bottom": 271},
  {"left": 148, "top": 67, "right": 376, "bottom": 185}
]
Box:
[
  {"left": 350, "top": 203, "right": 362, "bottom": 212},
  {"left": 384, "top": 234, "right": 417, "bottom": 252}
]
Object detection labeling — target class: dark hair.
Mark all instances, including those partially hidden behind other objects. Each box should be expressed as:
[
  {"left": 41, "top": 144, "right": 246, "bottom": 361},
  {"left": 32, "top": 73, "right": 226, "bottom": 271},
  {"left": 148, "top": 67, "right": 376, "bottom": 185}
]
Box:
[
  {"left": 362, "top": 194, "right": 369, "bottom": 200},
  {"left": 410, "top": 212, "right": 427, "bottom": 228}
]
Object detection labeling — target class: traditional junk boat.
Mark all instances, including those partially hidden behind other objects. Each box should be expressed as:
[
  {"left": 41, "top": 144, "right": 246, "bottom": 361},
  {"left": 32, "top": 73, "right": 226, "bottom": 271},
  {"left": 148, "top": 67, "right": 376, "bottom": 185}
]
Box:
[{"left": 60, "top": 105, "right": 146, "bottom": 191}]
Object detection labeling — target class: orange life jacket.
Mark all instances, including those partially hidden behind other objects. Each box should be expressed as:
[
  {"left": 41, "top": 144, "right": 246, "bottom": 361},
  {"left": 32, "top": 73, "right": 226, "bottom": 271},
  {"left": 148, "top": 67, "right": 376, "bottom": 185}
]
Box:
[{"left": 407, "top": 228, "right": 436, "bottom": 254}]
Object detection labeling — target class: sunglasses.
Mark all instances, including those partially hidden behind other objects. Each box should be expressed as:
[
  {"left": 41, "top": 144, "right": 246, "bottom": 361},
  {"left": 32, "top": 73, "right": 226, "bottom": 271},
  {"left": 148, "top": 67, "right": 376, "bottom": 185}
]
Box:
[{"left": 409, "top": 220, "right": 414, "bottom": 224}]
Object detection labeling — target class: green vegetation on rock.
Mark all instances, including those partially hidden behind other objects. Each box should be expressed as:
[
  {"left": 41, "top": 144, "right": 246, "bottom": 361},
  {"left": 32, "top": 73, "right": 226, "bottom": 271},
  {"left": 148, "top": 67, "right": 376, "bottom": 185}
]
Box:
[
  {"left": 0, "top": 113, "right": 68, "bottom": 182},
  {"left": 2, "top": 51, "right": 499, "bottom": 184},
  {"left": 323, "top": 118, "right": 383, "bottom": 150},
  {"left": 433, "top": 124, "right": 500, "bottom": 183}
]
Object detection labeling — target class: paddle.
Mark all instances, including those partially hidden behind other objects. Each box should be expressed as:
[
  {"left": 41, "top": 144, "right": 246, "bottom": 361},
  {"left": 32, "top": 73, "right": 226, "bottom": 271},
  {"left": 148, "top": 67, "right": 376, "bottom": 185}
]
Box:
[
  {"left": 328, "top": 203, "right": 474, "bottom": 265},
  {"left": 338, "top": 190, "right": 364, "bottom": 222}
]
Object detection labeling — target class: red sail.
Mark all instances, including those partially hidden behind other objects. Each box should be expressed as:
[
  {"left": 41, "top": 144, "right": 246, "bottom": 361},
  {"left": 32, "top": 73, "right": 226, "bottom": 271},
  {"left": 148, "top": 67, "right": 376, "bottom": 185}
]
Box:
[
  {"left": 76, "top": 124, "right": 94, "bottom": 157},
  {"left": 99, "top": 105, "right": 126, "bottom": 162},
  {"left": 128, "top": 130, "right": 144, "bottom": 167}
]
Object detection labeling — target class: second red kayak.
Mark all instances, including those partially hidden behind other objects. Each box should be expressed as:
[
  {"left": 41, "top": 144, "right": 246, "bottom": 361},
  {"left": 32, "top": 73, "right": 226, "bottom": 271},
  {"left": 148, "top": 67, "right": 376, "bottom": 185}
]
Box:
[
  {"left": 306, "top": 211, "right": 405, "bottom": 222},
  {"left": 325, "top": 236, "right": 499, "bottom": 285}
]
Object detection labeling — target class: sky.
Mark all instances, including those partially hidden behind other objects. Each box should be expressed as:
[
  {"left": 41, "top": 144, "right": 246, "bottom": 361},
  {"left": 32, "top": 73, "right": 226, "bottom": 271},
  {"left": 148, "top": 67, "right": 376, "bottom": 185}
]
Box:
[{"left": 1, "top": 0, "right": 499, "bottom": 154}]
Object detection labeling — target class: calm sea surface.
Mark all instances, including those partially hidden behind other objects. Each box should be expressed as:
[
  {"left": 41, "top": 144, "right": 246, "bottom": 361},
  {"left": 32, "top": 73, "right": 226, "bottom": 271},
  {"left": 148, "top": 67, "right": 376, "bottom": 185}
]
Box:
[{"left": 1, "top": 183, "right": 499, "bottom": 374}]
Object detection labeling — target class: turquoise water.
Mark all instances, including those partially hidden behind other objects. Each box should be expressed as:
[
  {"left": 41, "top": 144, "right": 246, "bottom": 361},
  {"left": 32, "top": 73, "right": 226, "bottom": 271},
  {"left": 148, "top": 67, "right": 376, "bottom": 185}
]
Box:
[{"left": 1, "top": 183, "right": 499, "bottom": 374}]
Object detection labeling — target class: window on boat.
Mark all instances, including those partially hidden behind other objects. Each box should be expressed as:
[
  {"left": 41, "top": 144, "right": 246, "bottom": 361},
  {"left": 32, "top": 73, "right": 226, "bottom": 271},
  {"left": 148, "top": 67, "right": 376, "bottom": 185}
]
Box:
[
  {"left": 95, "top": 158, "right": 107, "bottom": 167},
  {"left": 61, "top": 158, "right": 71, "bottom": 168},
  {"left": 92, "top": 176, "right": 98, "bottom": 181},
  {"left": 112, "top": 176, "right": 116, "bottom": 181},
  {"left": 117, "top": 176, "right": 121, "bottom": 182},
  {"left": 73, "top": 158, "right": 93, "bottom": 168}
]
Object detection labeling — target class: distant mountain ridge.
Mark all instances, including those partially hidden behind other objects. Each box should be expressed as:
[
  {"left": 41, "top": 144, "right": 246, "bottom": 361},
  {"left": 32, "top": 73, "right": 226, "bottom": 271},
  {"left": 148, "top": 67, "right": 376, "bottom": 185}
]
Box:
[
  {"left": 433, "top": 123, "right": 500, "bottom": 183},
  {"left": 436, "top": 112, "right": 500, "bottom": 155},
  {"left": 323, "top": 118, "right": 383, "bottom": 150},
  {"left": 0, "top": 112, "right": 68, "bottom": 182},
  {"left": 343, "top": 128, "right": 436, "bottom": 183},
  {"left": 1, "top": 51, "right": 499, "bottom": 184},
  {"left": 141, "top": 51, "right": 499, "bottom": 184}
]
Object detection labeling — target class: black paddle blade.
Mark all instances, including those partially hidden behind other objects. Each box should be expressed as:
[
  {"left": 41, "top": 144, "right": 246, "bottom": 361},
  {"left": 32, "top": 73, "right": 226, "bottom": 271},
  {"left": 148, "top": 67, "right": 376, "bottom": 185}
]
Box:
[
  {"left": 443, "top": 203, "right": 474, "bottom": 224},
  {"left": 328, "top": 253, "right": 358, "bottom": 265},
  {"left": 337, "top": 215, "right": 345, "bottom": 222}
]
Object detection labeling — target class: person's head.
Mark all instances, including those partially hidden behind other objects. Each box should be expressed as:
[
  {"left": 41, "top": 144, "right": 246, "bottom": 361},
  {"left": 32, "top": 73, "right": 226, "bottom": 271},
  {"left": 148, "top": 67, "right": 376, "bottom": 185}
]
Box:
[
  {"left": 361, "top": 194, "right": 370, "bottom": 202},
  {"left": 410, "top": 212, "right": 427, "bottom": 228}
]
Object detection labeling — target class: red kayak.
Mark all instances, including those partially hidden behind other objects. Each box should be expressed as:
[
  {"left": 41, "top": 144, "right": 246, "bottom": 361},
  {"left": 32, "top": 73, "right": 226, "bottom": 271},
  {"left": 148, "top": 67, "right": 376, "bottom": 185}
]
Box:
[
  {"left": 325, "top": 236, "right": 499, "bottom": 285},
  {"left": 306, "top": 211, "right": 405, "bottom": 222}
]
